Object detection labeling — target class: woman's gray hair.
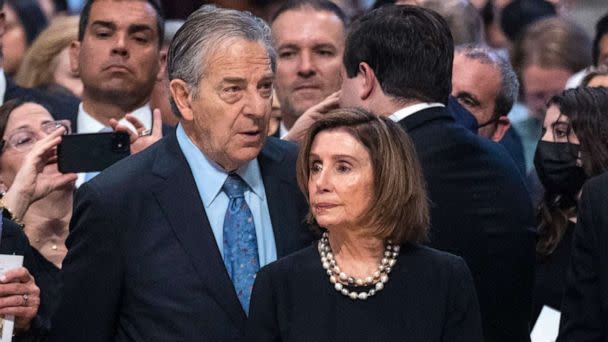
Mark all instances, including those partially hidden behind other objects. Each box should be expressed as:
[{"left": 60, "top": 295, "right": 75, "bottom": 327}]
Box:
[{"left": 167, "top": 5, "right": 276, "bottom": 117}]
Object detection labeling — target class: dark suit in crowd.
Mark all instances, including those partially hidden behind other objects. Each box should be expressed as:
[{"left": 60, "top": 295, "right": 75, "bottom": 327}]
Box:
[
  {"left": 558, "top": 172, "right": 608, "bottom": 342},
  {"left": 50, "top": 133, "right": 312, "bottom": 341},
  {"left": 399, "top": 106, "right": 537, "bottom": 342}
]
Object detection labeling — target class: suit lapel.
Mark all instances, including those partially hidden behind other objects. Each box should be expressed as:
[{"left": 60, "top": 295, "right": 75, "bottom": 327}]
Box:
[
  {"left": 151, "top": 133, "right": 247, "bottom": 327},
  {"left": 258, "top": 139, "right": 311, "bottom": 258}
]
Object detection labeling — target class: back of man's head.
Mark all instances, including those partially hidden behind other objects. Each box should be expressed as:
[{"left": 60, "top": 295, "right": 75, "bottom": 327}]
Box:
[{"left": 344, "top": 5, "right": 453, "bottom": 105}]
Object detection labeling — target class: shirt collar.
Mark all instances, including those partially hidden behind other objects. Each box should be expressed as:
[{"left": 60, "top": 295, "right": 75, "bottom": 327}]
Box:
[
  {"left": 175, "top": 124, "right": 266, "bottom": 208},
  {"left": 279, "top": 120, "right": 290, "bottom": 139},
  {"left": 77, "top": 102, "right": 152, "bottom": 133},
  {"left": 388, "top": 102, "right": 445, "bottom": 122},
  {"left": 0, "top": 71, "right": 6, "bottom": 106}
]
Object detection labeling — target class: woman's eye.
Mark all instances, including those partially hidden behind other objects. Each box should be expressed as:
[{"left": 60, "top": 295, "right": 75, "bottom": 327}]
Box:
[
  {"left": 336, "top": 164, "right": 351, "bottom": 173},
  {"left": 554, "top": 129, "right": 567, "bottom": 138},
  {"left": 14, "top": 135, "right": 34, "bottom": 146},
  {"left": 310, "top": 162, "right": 322, "bottom": 173}
]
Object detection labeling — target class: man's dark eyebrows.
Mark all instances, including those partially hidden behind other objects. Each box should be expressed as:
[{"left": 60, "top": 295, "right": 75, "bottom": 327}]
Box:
[
  {"left": 91, "top": 21, "right": 116, "bottom": 30},
  {"left": 128, "top": 24, "right": 154, "bottom": 35},
  {"left": 222, "top": 77, "right": 247, "bottom": 84},
  {"left": 313, "top": 43, "right": 337, "bottom": 50},
  {"left": 277, "top": 43, "right": 300, "bottom": 51}
]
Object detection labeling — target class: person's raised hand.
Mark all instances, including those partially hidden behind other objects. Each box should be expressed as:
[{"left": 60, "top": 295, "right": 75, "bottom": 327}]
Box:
[
  {"left": 3, "top": 127, "right": 77, "bottom": 220},
  {"left": 283, "top": 91, "right": 340, "bottom": 144},
  {"left": 109, "top": 109, "right": 163, "bottom": 155}
]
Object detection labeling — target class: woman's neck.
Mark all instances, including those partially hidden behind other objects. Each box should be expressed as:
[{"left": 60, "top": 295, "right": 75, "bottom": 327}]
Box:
[
  {"left": 22, "top": 189, "right": 72, "bottom": 269},
  {"left": 327, "top": 226, "right": 385, "bottom": 279}
]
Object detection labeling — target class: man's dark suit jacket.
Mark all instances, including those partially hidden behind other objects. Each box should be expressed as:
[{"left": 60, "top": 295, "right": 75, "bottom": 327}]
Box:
[
  {"left": 399, "top": 106, "right": 536, "bottom": 342},
  {"left": 50, "top": 132, "right": 313, "bottom": 341},
  {"left": 4, "top": 75, "right": 79, "bottom": 119},
  {"left": 558, "top": 172, "right": 608, "bottom": 342}
]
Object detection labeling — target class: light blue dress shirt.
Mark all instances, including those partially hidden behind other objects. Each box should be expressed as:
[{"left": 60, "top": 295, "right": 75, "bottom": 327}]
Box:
[{"left": 175, "top": 124, "right": 277, "bottom": 267}]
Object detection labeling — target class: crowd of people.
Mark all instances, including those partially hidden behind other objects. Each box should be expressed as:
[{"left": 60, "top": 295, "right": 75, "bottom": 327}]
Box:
[{"left": 0, "top": 0, "right": 605, "bottom": 341}]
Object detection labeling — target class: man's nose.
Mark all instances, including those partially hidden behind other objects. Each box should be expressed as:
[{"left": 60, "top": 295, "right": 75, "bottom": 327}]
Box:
[
  {"left": 243, "top": 91, "right": 271, "bottom": 118},
  {"left": 297, "top": 51, "right": 315, "bottom": 78},
  {"left": 111, "top": 33, "right": 129, "bottom": 57}
]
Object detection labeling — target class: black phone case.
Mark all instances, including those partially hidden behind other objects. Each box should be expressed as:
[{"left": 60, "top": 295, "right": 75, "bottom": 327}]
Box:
[{"left": 57, "top": 132, "right": 131, "bottom": 173}]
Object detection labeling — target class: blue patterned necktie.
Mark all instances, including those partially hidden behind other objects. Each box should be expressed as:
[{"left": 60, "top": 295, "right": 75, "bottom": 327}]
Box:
[{"left": 222, "top": 173, "right": 260, "bottom": 313}]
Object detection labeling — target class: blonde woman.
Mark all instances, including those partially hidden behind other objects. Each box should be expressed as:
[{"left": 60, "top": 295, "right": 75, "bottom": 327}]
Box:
[{"left": 14, "top": 16, "right": 82, "bottom": 98}]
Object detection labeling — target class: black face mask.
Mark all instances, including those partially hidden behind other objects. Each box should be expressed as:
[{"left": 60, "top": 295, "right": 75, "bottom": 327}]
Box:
[{"left": 534, "top": 141, "right": 587, "bottom": 198}]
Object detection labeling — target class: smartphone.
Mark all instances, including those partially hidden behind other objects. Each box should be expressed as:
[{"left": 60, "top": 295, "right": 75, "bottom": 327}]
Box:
[{"left": 58, "top": 132, "right": 130, "bottom": 173}]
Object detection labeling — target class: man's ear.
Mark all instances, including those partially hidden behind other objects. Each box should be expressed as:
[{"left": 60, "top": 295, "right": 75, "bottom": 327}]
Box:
[
  {"left": 169, "top": 79, "right": 193, "bottom": 121},
  {"left": 68, "top": 40, "right": 80, "bottom": 77},
  {"left": 156, "top": 50, "right": 167, "bottom": 82},
  {"left": 357, "top": 62, "right": 377, "bottom": 101},
  {"left": 491, "top": 116, "right": 511, "bottom": 142}
]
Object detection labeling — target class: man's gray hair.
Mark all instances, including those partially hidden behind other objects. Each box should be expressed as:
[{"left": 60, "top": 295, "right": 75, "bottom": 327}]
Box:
[
  {"left": 167, "top": 5, "right": 276, "bottom": 117},
  {"left": 455, "top": 44, "right": 520, "bottom": 118}
]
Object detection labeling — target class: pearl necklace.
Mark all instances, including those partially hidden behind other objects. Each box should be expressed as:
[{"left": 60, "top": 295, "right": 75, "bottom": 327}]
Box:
[{"left": 318, "top": 232, "right": 400, "bottom": 300}]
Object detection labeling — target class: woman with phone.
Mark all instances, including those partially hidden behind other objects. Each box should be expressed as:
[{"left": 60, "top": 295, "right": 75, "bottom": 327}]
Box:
[{"left": 0, "top": 98, "right": 161, "bottom": 338}]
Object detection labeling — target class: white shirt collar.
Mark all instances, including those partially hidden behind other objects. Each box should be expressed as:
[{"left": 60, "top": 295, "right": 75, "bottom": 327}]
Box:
[
  {"left": 0, "top": 70, "right": 7, "bottom": 106},
  {"left": 388, "top": 102, "right": 445, "bottom": 122},
  {"left": 76, "top": 102, "right": 152, "bottom": 133},
  {"left": 279, "top": 120, "right": 289, "bottom": 139}
]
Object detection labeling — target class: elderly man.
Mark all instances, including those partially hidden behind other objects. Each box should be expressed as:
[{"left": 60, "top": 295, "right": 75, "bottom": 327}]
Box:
[
  {"left": 339, "top": 5, "right": 536, "bottom": 342},
  {"left": 271, "top": 0, "right": 346, "bottom": 137},
  {"left": 452, "top": 45, "right": 518, "bottom": 142},
  {"left": 51, "top": 5, "right": 312, "bottom": 341}
]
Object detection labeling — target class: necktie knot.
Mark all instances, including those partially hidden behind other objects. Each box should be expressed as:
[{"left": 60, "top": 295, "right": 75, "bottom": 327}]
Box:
[{"left": 222, "top": 173, "right": 248, "bottom": 199}]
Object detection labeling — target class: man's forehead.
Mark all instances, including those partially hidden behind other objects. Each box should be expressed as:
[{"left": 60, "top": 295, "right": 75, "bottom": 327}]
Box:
[
  {"left": 272, "top": 8, "right": 345, "bottom": 44},
  {"left": 205, "top": 40, "right": 273, "bottom": 75},
  {"left": 88, "top": 0, "right": 158, "bottom": 28}
]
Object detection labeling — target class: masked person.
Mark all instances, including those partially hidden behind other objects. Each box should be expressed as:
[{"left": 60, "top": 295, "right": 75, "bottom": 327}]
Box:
[{"left": 532, "top": 86, "right": 608, "bottom": 325}]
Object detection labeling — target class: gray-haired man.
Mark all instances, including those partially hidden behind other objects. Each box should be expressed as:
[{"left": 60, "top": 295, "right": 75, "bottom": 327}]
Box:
[{"left": 51, "top": 5, "right": 312, "bottom": 341}]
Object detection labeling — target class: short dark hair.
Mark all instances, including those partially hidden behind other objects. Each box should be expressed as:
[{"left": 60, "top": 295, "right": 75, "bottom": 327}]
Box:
[
  {"left": 78, "top": 0, "right": 164, "bottom": 47},
  {"left": 593, "top": 14, "right": 608, "bottom": 66},
  {"left": 6, "top": 0, "right": 48, "bottom": 45},
  {"left": 271, "top": 0, "right": 348, "bottom": 27},
  {"left": 297, "top": 107, "right": 429, "bottom": 244},
  {"left": 344, "top": 5, "right": 453, "bottom": 104}
]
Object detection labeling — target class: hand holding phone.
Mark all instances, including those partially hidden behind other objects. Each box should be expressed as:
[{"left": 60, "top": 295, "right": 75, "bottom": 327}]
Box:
[{"left": 58, "top": 132, "right": 130, "bottom": 173}]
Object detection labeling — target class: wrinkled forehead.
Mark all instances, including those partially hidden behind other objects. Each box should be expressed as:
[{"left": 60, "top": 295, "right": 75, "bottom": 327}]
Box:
[{"left": 202, "top": 38, "right": 274, "bottom": 76}]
